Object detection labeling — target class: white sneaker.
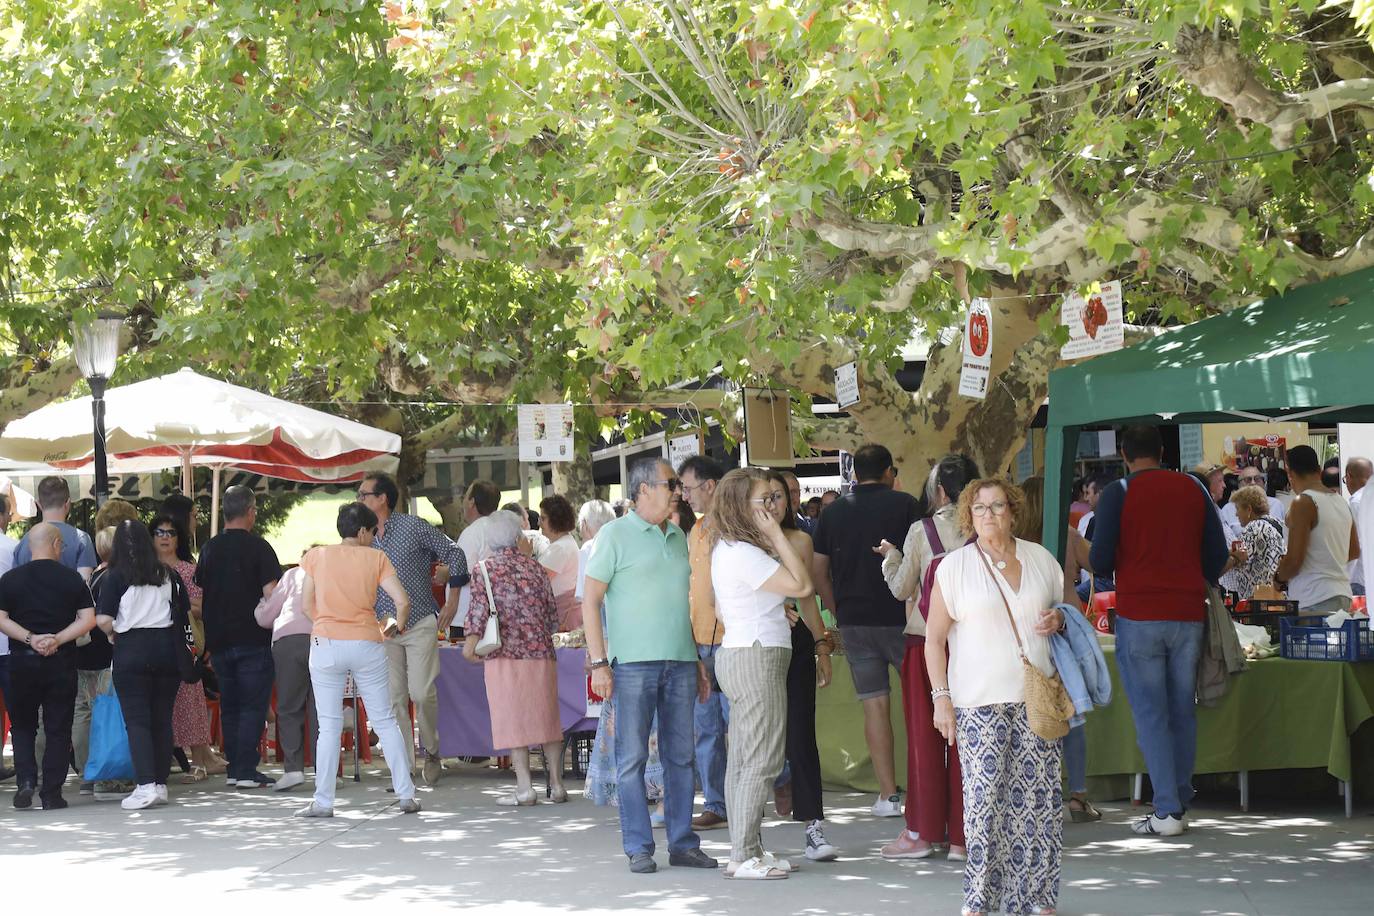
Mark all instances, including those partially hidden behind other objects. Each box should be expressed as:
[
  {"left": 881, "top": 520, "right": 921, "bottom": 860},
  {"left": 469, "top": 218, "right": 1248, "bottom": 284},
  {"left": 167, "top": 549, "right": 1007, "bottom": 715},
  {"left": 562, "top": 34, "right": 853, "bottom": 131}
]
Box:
[
  {"left": 275, "top": 771, "right": 306, "bottom": 792},
  {"left": 121, "top": 784, "right": 159, "bottom": 810},
  {"left": 398, "top": 797, "right": 422, "bottom": 814},
  {"left": 804, "top": 820, "right": 840, "bottom": 861},
  {"left": 871, "top": 793, "right": 903, "bottom": 817},
  {"left": 1131, "top": 813, "right": 1185, "bottom": 837},
  {"left": 294, "top": 802, "right": 334, "bottom": 818},
  {"left": 153, "top": 785, "right": 169, "bottom": 806}
]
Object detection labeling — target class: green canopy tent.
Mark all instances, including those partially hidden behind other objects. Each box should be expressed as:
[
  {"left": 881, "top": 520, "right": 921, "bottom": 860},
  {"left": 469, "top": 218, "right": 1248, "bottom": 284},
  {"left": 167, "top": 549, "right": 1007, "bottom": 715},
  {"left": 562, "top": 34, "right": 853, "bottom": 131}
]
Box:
[{"left": 1043, "top": 267, "right": 1374, "bottom": 559}]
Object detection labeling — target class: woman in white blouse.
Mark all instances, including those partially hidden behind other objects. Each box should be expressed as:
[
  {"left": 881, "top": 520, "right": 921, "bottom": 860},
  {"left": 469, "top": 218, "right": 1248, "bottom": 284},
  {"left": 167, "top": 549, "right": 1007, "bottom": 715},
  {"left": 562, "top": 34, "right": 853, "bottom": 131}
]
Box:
[
  {"left": 710, "top": 469, "right": 813, "bottom": 880},
  {"left": 925, "top": 478, "right": 1066, "bottom": 916}
]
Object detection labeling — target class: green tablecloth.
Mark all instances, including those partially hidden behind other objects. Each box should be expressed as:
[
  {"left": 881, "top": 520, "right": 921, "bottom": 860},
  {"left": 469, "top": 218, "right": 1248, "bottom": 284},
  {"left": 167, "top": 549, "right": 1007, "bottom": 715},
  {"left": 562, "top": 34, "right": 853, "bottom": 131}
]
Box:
[{"left": 816, "top": 652, "right": 1374, "bottom": 794}]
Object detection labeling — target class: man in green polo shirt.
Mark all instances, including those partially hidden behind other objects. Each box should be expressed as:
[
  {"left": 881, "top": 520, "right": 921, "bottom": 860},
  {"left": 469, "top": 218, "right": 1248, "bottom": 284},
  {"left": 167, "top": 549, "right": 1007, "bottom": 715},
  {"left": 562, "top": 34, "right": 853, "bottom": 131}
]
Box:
[{"left": 583, "top": 456, "right": 716, "bottom": 875}]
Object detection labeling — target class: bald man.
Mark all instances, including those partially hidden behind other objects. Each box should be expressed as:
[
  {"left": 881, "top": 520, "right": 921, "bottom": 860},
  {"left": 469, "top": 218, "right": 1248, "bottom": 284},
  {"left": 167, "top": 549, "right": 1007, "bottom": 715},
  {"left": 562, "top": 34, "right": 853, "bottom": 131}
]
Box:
[
  {"left": 0, "top": 522, "right": 96, "bottom": 810},
  {"left": 1345, "top": 458, "right": 1374, "bottom": 596}
]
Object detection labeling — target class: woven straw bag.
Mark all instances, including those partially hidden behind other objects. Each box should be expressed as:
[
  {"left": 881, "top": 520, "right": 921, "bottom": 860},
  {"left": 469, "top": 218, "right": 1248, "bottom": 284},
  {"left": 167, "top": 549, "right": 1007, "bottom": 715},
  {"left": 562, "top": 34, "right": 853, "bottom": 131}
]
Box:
[{"left": 976, "top": 547, "right": 1075, "bottom": 741}]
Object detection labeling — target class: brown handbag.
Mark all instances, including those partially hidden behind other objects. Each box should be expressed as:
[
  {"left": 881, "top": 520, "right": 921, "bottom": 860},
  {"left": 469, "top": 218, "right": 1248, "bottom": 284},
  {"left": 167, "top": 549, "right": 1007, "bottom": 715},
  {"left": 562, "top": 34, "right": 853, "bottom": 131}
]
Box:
[{"left": 975, "top": 547, "right": 1075, "bottom": 741}]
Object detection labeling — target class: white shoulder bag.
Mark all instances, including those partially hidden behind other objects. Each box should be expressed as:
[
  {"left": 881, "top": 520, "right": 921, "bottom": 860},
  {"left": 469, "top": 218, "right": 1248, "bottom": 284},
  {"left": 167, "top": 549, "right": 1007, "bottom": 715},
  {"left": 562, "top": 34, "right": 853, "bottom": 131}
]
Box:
[{"left": 474, "top": 560, "right": 503, "bottom": 657}]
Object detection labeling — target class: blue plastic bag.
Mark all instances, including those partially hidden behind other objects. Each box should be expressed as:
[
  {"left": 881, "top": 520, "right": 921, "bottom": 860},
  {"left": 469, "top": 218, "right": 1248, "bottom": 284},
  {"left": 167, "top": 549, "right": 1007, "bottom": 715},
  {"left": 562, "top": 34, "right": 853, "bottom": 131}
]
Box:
[{"left": 84, "top": 688, "right": 134, "bottom": 782}]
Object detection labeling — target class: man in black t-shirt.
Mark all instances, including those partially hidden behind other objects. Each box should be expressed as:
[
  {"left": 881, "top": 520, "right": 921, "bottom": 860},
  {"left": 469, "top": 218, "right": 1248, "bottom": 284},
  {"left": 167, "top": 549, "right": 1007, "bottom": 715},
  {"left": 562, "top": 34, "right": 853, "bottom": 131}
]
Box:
[
  {"left": 812, "top": 445, "right": 920, "bottom": 818},
  {"left": 0, "top": 524, "right": 96, "bottom": 810},
  {"left": 195, "top": 487, "right": 281, "bottom": 789}
]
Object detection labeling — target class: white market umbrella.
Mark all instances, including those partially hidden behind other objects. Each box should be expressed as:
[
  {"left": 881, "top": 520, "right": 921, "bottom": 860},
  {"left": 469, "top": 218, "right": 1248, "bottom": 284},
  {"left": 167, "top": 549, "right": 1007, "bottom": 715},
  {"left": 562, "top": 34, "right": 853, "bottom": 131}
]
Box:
[{"left": 0, "top": 368, "right": 401, "bottom": 532}]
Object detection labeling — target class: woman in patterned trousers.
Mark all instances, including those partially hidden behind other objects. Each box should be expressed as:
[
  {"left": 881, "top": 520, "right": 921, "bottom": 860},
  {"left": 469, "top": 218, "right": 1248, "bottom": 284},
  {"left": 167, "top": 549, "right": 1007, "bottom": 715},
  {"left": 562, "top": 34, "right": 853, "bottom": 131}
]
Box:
[{"left": 923, "top": 478, "right": 1067, "bottom": 916}]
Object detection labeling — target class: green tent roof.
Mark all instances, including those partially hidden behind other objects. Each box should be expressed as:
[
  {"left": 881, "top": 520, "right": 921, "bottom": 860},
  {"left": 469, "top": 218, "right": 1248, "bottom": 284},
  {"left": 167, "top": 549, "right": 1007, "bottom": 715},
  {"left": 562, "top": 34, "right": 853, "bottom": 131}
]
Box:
[{"left": 1047, "top": 267, "right": 1374, "bottom": 427}]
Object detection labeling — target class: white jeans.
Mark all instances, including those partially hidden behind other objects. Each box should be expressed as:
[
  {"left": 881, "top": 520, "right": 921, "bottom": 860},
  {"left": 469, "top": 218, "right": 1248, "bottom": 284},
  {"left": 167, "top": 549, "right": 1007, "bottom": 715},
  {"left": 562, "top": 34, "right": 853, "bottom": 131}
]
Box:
[{"left": 309, "top": 636, "right": 416, "bottom": 808}]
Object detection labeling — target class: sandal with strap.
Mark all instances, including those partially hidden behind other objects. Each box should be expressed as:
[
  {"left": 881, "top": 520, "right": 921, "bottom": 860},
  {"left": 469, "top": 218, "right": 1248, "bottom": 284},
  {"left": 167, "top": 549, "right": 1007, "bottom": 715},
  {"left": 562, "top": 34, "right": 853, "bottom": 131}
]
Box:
[
  {"left": 180, "top": 766, "right": 209, "bottom": 785},
  {"left": 1067, "top": 796, "right": 1102, "bottom": 822},
  {"left": 724, "top": 857, "right": 789, "bottom": 880}
]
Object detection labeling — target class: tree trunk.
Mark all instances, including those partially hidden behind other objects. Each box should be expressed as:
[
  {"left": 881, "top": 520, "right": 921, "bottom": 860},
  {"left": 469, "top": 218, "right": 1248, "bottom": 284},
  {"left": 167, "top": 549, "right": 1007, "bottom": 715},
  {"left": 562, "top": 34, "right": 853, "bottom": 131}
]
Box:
[
  {"left": 427, "top": 492, "right": 466, "bottom": 538},
  {"left": 552, "top": 446, "right": 598, "bottom": 507}
]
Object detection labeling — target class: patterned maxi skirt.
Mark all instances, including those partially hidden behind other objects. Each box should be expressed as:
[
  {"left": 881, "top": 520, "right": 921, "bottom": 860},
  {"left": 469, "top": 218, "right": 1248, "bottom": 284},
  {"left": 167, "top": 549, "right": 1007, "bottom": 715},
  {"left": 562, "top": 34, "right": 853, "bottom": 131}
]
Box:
[{"left": 955, "top": 703, "right": 1063, "bottom": 915}]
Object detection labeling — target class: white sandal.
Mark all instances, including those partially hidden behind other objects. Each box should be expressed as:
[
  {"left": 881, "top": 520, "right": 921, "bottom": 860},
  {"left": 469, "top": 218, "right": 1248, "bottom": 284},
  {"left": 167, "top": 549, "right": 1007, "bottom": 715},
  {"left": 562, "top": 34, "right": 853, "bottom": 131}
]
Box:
[
  {"left": 496, "top": 790, "right": 538, "bottom": 807},
  {"left": 759, "top": 850, "right": 799, "bottom": 872},
  {"left": 724, "top": 856, "right": 789, "bottom": 880}
]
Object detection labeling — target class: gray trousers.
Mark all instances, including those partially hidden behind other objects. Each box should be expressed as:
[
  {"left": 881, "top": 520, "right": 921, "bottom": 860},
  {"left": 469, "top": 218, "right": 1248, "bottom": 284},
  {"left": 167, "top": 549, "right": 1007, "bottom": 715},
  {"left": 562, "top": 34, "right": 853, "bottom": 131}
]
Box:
[
  {"left": 272, "top": 635, "right": 317, "bottom": 773},
  {"left": 715, "top": 644, "right": 791, "bottom": 863}
]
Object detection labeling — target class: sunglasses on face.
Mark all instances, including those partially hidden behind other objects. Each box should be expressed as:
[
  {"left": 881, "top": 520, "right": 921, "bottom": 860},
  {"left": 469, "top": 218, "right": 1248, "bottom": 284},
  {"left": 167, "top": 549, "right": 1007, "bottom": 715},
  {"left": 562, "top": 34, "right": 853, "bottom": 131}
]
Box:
[
  {"left": 649, "top": 479, "right": 682, "bottom": 492},
  {"left": 153, "top": 528, "right": 178, "bottom": 538}
]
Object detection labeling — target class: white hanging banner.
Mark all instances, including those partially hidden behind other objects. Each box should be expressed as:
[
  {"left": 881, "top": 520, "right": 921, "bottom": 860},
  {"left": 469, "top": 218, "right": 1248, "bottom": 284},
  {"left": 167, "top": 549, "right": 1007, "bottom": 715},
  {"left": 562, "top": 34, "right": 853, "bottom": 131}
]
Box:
[
  {"left": 667, "top": 432, "right": 701, "bottom": 471},
  {"left": 1061, "top": 280, "right": 1124, "bottom": 359},
  {"left": 838, "top": 450, "right": 856, "bottom": 492},
  {"left": 958, "top": 298, "right": 993, "bottom": 400},
  {"left": 835, "top": 361, "right": 860, "bottom": 409},
  {"left": 517, "top": 404, "right": 574, "bottom": 463},
  {"left": 1179, "top": 424, "right": 1204, "bottom": 470}
]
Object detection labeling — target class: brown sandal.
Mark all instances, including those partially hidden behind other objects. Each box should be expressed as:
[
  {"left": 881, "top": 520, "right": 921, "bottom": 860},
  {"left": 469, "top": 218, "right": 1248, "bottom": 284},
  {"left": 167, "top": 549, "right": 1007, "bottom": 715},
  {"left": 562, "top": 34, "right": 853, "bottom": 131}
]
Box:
[{"left": 1067, "top": 797, "right": 1102, "bottom": 822}]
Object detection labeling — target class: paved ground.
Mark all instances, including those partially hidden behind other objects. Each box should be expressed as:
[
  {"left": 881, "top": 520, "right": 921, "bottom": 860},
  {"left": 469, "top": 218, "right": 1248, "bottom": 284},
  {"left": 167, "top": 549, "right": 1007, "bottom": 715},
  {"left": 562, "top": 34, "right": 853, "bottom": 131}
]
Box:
[{"left": 3, "top": 760, "right": 1372, "bottom": 915}]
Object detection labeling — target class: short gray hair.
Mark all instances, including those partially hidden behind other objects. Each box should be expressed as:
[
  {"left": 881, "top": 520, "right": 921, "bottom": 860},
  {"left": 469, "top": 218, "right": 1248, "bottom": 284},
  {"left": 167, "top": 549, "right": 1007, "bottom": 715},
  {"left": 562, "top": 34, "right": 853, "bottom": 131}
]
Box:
[
  {"left": 222, "top": 485, "right": 256, "bottom": 522},
  {"left": 577, "top": 499, "right": 616, "bottom": 537},
  {"left": 627, "top": 456, "right": 669, "bottom": 503},
  {"left": 486, "top": 510, "right": 526, "bottom": 551}
]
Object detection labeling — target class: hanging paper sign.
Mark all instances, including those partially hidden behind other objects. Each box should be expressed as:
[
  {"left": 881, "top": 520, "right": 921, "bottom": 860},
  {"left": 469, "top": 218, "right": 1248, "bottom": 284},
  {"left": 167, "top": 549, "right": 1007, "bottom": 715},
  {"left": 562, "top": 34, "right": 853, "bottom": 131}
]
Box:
[
  {"left": 958, "top": 298, "right": 993, "bottom": 400},
  {"left": 838, "top": 450, "right": 855, "bottom": 492},
  {"left": 1060, "top": 280, "right": 1124, "bottom": 358},
  {"left": 1179, "top": 424, "right": 1204, "bottom": 470},
  {"left": 667, "top": 432, "right": 701, "bottom": 472},
  {"left": 1014, "top": 434, "right": 1035, "bottom": 483},
  {"left": 517, "top": 404, "right": 574, "bottom": 463},
  {"left": 835, "top": 361, "right": 860, "bottom": 409}
]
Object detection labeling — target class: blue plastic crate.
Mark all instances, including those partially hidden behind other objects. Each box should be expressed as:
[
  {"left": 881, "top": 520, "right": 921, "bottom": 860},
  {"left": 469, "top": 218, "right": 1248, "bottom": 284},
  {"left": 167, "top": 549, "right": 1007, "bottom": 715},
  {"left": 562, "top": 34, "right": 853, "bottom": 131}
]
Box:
[{"left": 1279, "top": 616, "right": 1374, "bottom": 662}]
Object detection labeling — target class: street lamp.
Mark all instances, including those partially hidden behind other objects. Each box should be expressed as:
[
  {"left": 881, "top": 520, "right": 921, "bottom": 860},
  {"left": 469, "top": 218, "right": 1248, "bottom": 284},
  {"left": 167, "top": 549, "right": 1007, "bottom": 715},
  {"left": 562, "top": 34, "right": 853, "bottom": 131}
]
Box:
[{"left": 72, "top": 312, "right": 123, "bottom": 508}]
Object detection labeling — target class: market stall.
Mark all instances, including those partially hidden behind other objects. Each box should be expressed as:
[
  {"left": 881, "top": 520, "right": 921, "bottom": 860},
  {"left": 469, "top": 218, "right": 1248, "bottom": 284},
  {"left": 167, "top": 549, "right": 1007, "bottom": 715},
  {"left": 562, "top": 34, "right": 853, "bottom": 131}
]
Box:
[
  {"left": 1042, "top": 267, "right": 1374, "bottom": 558},
  {"left": 434, "top": 646, "right": 598, "bottom": 758}
]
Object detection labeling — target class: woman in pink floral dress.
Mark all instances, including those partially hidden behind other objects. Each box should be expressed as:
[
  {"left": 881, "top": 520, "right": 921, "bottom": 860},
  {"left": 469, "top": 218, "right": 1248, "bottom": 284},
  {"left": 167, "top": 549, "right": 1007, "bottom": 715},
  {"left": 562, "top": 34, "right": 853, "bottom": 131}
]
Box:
[
  {"left": 462, "top": 510, "right": 565, "bottom": 807},
  {"left": 151, "top": 512, "right": 221, "bottom": 780}
]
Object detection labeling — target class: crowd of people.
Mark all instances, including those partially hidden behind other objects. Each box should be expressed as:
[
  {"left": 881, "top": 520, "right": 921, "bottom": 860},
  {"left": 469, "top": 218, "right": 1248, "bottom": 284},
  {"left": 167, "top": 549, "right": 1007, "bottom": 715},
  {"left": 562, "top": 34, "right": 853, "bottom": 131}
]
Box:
[{"left": 0, "top": 426, "right": 1368, "bottom": 915}]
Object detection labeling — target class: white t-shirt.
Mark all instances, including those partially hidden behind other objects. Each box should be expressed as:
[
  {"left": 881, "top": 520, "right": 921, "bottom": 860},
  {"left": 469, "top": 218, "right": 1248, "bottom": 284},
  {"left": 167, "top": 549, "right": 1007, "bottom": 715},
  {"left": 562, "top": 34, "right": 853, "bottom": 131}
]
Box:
[
  {"left": 0, "top": 532, "right": 14, "bottom": 655},
  {"left": 935, "top": 539, "right": 1061, "bottom": 709},
  {"left": 710, "top": 540, "right": 787, "bottom": 649},
  {"left": 1289, "top": 489, "right": 1354, "bottom": 609},
  {"left": 575, "top": 539, "right": 595, "bottom": 600},
  {"left": 540, "top": 533, "right": 581, "bottom": 600},
  {"left": 1349, "top": 488, "right": 1365, "bottom": 589},
  {"left": 110, "top": 581, "right": 175, "bottom": 633},
  {"left": 456, "top": 514, "right": 501, "bottom": 620}
]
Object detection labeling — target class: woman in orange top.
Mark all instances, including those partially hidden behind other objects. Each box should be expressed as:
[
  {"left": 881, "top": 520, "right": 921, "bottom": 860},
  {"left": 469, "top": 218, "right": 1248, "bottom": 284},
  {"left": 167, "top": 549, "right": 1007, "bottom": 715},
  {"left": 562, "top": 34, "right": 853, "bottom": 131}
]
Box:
[{"left": 294, "top": 502, "right": 419, "bottom": 818}]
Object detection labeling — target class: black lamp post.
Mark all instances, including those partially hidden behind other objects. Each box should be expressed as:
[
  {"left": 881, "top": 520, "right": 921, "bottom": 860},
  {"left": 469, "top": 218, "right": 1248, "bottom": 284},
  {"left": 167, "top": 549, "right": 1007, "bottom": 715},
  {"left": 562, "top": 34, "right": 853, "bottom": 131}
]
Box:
[{"left": 72, "top": 313, "right": 123, "bottom": 508}]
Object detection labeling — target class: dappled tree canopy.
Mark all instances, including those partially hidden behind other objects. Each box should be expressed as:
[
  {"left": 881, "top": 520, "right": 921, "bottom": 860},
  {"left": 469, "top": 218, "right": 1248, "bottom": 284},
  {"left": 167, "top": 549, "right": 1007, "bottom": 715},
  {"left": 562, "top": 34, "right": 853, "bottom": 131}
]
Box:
[{"left": 3, "top": 1, "right": 1373, "bottom": 475}]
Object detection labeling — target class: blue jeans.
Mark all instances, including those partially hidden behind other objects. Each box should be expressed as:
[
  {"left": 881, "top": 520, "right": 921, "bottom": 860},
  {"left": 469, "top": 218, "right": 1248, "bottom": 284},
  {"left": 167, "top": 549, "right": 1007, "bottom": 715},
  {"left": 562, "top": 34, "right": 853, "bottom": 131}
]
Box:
[
  {"left": 694, "top": 643, "right": 730, "bottom": 817},
  {"left": 1064, "top": 723, "right": 1087, "bottom": 794},
  {"left": 1113, "top": 617, "right": 1204, "bottom": 817},
  {"left": 212, "top": 644, "right": 276, "bottom": 781},
  {"left": 613, "top": 660, "right": 701, "bottom": 858}
]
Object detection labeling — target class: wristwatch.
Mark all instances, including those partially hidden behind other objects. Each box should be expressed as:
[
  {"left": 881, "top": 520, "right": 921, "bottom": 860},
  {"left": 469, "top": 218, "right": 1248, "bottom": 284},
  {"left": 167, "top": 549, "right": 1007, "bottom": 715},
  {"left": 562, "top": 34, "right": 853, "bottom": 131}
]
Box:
[{"left": 589, "top": 657, "right": 610, "bottom": 670}]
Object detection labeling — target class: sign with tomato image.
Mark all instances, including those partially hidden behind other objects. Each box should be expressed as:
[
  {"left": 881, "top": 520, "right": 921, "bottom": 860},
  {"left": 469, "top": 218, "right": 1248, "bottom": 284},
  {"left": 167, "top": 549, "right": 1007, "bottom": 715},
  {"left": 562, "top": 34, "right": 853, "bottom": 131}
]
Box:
[
  {"left": 958, "top": 298, "right": 993, "bottom": 399},
  {"left": 1060, "top": 280, "right": 1124, "bottom": 359}
]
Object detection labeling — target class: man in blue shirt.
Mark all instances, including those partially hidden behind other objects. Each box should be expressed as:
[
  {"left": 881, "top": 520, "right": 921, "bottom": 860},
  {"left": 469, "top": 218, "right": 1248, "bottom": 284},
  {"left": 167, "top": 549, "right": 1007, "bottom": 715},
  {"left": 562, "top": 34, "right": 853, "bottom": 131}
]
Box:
[{"left": 13, "top": 477, "right": 96, "bottom": 581}]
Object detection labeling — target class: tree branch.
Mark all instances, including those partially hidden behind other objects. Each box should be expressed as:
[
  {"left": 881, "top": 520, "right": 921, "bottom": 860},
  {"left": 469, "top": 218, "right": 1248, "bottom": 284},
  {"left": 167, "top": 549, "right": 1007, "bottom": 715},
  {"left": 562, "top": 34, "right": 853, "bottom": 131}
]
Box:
[{"left": 1174, "top": 26, "right": 1374, "bottom": 148}]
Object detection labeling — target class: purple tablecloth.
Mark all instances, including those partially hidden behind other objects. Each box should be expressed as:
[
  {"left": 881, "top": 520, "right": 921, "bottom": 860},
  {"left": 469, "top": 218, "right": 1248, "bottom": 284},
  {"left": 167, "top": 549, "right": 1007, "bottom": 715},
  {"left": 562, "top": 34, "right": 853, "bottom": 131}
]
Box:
[{"left": 436, "top": 646, "right": 599, "bottom": 757}]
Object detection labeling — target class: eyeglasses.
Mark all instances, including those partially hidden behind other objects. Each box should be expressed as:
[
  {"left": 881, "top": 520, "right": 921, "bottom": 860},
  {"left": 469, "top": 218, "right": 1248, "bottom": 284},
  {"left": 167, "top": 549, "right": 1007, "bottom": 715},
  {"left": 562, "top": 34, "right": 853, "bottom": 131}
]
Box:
[
  {"left": 357, "top": 490, "right": 378, "bottom": 499},
  {"left": 680, "top": 480, "right": 711, "bottom": 495},
  {"left": 1238, "top": 475, "right": 1264, "bottom": 484},
  {"left": 971, "top": 501, "right": 1010, "bottom": 517},
  {"left": 750, "top": 491, "right": 786, "bottom": 507},
  {"left": 153, "top": 528, "right": 178, "bottom": 538},
  {"left": 648, "top": 479, "right": 682, "bottom": 492}
]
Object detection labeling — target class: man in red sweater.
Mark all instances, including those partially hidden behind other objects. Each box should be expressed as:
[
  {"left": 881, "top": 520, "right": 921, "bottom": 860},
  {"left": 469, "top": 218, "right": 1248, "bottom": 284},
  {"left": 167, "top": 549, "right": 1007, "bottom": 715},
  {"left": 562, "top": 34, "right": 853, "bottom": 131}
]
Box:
[{"left": 1089, "top": 425, "right": 1228, "bottom": 836}]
